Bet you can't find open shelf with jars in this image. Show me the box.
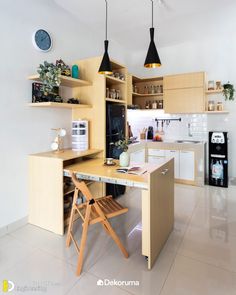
[131,75,164,110]
[205,80,228,114]
[105,60,127,104]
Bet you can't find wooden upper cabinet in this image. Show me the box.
[163,72,206,114]
[163,72,205,90]
[164,88,205,114]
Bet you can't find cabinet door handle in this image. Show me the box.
[161,168,169,175]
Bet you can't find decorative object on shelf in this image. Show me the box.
[208,80,215,90]
[223,82,235,101]
[113,138,130,167]
[32,82,62,103]
[56,59,71,77]
[72,120,89,152]
[67,98,80,104]
[144,0,161,68]
[37,60,66,94]
[216,81,222,90]
[98,0,112,74]
[51,128,67,153]
[32,29,52,52]
[72,64,79,79]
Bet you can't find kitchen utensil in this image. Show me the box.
[147,126,154,139]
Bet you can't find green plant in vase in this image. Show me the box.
[114,138,130,167]
[223,82,235,101]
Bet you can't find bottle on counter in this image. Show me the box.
[145,101,149,109]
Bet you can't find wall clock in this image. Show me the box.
[32,29,52,52]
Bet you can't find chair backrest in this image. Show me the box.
[71,173,94,202]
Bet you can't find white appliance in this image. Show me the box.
[72,120,89,151]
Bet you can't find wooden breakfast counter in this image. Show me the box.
[29,148,174,270]
[63,157,174,270]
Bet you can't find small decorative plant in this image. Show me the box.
[223,82,235,101]
[114,138,129,152]
[37,61,66,94]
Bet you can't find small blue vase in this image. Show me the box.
[72,65,79,79]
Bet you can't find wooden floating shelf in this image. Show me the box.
[28,74,92,88]
[28,102,92,109]
[205,89,223,95]
[105,98,126,103]
[205,111,229,114]
[132,92,163,97]
[105,75,126,85]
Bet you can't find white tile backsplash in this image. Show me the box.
[127,110,208,141]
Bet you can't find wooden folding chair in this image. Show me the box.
[66,173,129,276]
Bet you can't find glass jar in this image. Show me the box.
[208,100,215,111]
[151,85,155,94]
[208,81,215,90]
[216,81,222,90]
[216,102,223,111]
[144,86,148,94]
[116,90,121,100]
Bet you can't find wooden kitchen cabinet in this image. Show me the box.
[163,72,205,90]
[163,72,206,114]
[164,87,205,114]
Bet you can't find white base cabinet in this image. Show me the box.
[179,151,195,181]
[147,148,195,182]
[130,149,145,165]
[148,156,166,166]
[165,150,180,179]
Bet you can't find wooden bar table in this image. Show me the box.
[64,157,174,270]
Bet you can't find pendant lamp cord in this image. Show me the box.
[105,0,108,40]
[151,0,154,28]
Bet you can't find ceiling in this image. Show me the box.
[54,0,236,52]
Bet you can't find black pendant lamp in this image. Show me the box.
[98,0,112,74]
[144,0,161,68]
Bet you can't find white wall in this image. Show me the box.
[126,5,236,179]
[0,0,126,229]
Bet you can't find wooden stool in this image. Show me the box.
[66,173,129,276]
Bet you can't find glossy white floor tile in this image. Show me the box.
[1,184,236,294]
[160,255,236,295]
[0,249,79,295]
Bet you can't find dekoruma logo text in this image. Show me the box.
[97,279,139,287]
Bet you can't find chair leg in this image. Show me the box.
[66,206,76,247]
[102,223,111,236]
[103,219,129,258]
[76,204,91,276]
[66,189,79,247]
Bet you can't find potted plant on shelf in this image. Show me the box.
[37,61,66,99]
[114,138,130,167]
[223,82,235,101]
